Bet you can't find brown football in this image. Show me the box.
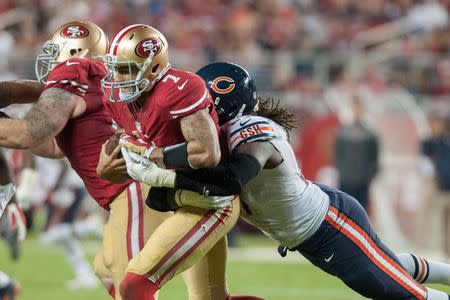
[105,133,122,157]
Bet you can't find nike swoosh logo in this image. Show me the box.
[324,253,334,263]
[66,61,80,66]
[239,119,251,126]
[177,79,188,90]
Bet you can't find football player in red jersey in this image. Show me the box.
[0,20,179,300]
[99,24,261,300]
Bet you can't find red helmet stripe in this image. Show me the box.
[109,24,148,56]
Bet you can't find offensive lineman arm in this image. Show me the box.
[0,80,64,158]
[30,138,64,159]
[0,80,44,108]
[148,108,221,168]
[0,88,86,149]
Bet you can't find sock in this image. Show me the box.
[100,277,115,299]
[397,253,450,285]
[226,296,266,300]
[72,215,103,238]
[108,285,115,299]
[61,237,96,279]
[426,287,449,300]
[120,272,159,300]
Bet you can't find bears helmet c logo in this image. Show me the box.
[210,76,235,94]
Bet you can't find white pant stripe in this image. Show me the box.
[327,209,427,299]
[128,182,140,258]
[148,210,225,283]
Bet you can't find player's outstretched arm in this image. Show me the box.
[0,80,44,108]
[0,88,85,149]
[174,141,275,196]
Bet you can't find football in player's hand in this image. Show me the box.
[105,133,122,157]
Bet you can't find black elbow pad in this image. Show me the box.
[175,153,261,196]
[228,153,261,187]
[145,187,175,212]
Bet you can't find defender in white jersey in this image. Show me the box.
[123,63,450,300]
[224,114,328,248]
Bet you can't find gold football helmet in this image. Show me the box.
[35,20,109,82]
[101,24,170,103]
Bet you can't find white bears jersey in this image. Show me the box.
[223,115,330,248]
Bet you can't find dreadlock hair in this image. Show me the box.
[255,97,297,134]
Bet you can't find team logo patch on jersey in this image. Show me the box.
[61,25,89,38]
[135,38,162,58]
[211,76,235,94]
[135,121,143,133]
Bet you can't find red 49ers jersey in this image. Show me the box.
[104,68,220,147]
[46,58,132,209]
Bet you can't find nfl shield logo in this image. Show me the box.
[135,121,142,133]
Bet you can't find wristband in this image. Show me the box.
[162,142,190,168]
[143,145,157,159]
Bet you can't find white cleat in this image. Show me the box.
[40,223,72,245]
[73,214,104,239]
[66,274,99,290]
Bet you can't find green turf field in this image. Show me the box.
[1,233,449,300]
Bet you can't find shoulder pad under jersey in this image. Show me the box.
[224,115,279,153]
[158,70,211,119]
[45,58,93,97]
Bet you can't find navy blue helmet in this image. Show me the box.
[196,62,257,125]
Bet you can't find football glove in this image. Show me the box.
[121,148,176,188]
[174,190,233,210]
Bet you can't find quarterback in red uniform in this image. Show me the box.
[100,24,248,300]
[0,20,175,299]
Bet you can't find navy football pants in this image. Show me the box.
[294,184,428,299]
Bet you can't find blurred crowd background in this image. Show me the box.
[0,0,449,259]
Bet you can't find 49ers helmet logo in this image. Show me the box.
[135,38,162,58]
[211,76,235,94]
[61,25,89,38]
